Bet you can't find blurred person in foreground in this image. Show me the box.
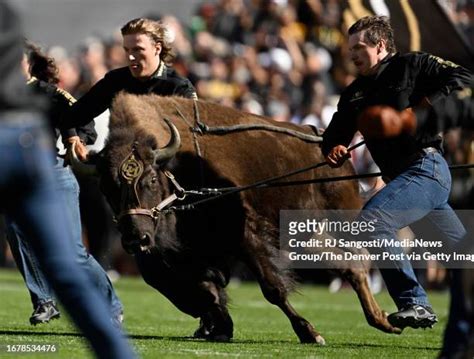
[321,15,472,356]
[6,40,124,326]
[0,1,135,357]
[61,17,197,130]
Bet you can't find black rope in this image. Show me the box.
[195,162,474,192]
[173,100,323,191]
[446,163,474,170]
[171,155,474,211]
[171,141,366,210]
[209,172,382,191]
[268,162,474,188]
[163,105,474,212]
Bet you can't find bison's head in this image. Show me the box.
[71,118,181,254]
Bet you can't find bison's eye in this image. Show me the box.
[150,176,158,185]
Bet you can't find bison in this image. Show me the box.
[72,93,399,343]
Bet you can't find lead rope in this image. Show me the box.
[192,101,206,187]
[166,141,366,211]
[154,143,474,213]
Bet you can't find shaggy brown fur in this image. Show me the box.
[94,93,400,343]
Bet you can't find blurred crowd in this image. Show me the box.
[44,0,357,128]
[1,0,473,283]
[42,0,474,127]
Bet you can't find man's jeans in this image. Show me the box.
[0,113,134,358]
[7,158,123,318]
[357,151,468,350]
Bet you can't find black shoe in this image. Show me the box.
[29,301,60,325]
[387,305,437,329]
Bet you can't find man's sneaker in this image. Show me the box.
[29,301,60,325]
[387,305,438,329]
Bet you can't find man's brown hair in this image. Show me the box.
[348,15,397,53]
[121,18,175,63]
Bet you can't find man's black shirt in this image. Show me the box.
[322,52,472,178]
[62,61,197,129]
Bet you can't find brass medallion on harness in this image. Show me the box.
[120,153,144,184]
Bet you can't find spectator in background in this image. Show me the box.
[300,0,344,55]
[279,2,306,45]
[211,0,246,43]
[197,56,240,106]
[48,46,83,97]
[189,1,217,36]
[105,31,128,70]
[77,37,108,93]
[301,79,336,130]
[162,15,193,61]
[0,1,134,357]
[183,0,344,123]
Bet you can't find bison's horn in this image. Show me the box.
[69,142,98,176]
[154,118,181,164]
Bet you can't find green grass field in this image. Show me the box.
[0,268,448,358]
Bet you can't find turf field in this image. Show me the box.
[0,268,448,358]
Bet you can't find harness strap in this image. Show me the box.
[200,123,323,142]
[193,99,206,133]
[117,208,155,221]
[174,102,205,187]
[174,103,196,130]
[164,170,186,198]
[117,168,189,221]
[175,101,323,143]
[192,101,206,186]
[155,193,180,212]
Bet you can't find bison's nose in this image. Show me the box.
[140,233,152,246]
[139,233,153,251]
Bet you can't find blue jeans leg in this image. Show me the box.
[358,153,466,309]
[6,158,123,317]
[6,220,54,307]
[55,160,123,317]
[0,117,134,358]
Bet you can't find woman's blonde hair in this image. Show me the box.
[121,18,175,64]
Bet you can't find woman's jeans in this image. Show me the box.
[7,158,123,318]
[0,112,134,358]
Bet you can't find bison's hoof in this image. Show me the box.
[193,325,211,339]
[315,335,326,345]
[209,334,231,342]
[299,333,326,345]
